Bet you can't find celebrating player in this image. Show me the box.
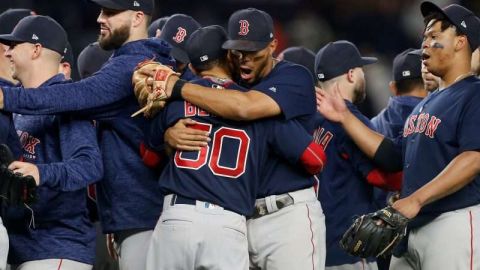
[143,25,326,270]
[317,2,480,269]
[0,15,103,270]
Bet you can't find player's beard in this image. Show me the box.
[98,24,130,51]
[352,80,366,104]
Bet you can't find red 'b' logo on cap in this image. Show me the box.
[173,27,187,43]
[238,20,249,36]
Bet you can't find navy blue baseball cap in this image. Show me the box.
[186,25,227,67]
[315,40,377,81]
[392,48,422,82]
[0,9,35,35]
[279,46,316,79]
[0,15,68,56]
[222,8,274,52]
[148,16,169,37]
[77,41,113,79]
[421,1,480,50]
[159,14,201,64]
[90,0,154,15]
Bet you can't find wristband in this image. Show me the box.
[171,79,186,100]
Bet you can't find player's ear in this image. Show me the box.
[389,81,398,96]
[346,69,355,84]
[131,11,146,28]
[268,39,278,55]
[454,35,468,52]
[31,43,42,60]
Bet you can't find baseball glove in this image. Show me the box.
[0,144,37,206]
[131,59,180,117]
[340,206,408,258]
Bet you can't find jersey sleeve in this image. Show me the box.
[458,88,480,152]
[36,117,103,191]
[2,56,140,119]
[267,118,313,164]
[253,64,316,120]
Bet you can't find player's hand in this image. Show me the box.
[316,83,349,123]
[165,118,210,151]
[106,233,119,261]
[8,161,40,185]
[392,196,421,219]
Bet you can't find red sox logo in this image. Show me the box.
[173,27,187,43]
[17,130,40,155]
[238,20,249,36]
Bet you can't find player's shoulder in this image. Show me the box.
[458,76,480,99]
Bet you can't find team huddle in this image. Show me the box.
[0,0,479,270]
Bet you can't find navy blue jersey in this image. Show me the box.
[5,74,103,265]
[252,61,318,196]
[149,77,313,216]
[314,101,377,266]
[0,79,21,158]
[371,96,423,139]
[254,61,316,121]
[402,76,480,222]
[2,39,175,233]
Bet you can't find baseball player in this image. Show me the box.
[277,46,316,79]
[317,2,480,269]
[0,15,103,270]
[371,49,427,139]
[135,8,327,270]
[147,16,169,38]
[144,24,326,270]
[0,1,175,269]
[313,40,403,270]
[159,14,201,81]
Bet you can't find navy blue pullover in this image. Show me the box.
[6,74,103,265]
[1,38,175,233]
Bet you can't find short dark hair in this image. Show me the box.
[424,11,466,36]
[395,77,424,95]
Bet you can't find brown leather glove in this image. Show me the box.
[131,60,179,117]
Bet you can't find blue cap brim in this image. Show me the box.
[0,34,26,45]
[361,57,378,66]
[222,39,270,52]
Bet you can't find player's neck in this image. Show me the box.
[124,29,148,44]
[21,66,60,88]
[200,66,231,81]
[440,65,473,89]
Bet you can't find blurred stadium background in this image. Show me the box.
[0,0,478,117]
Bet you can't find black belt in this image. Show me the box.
[169,194,196,206]
[251,194,294,219]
